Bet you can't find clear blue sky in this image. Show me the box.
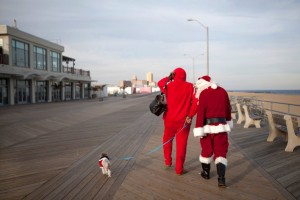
[1,0,300,90]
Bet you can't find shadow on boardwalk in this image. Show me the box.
[0,94,299,200]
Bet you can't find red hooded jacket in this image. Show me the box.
[158,68,198,122]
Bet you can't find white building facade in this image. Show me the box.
[0,25,93,106]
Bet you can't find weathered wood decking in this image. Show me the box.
[0,94,299,200]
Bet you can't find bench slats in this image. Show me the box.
[272,114,286,127]
[266,110,300,152]
[250,115,263,120]
[242,105,262,128]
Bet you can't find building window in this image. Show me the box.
[0,78,9,105]
[15,80,31,104]
[75,82,81,99]
[52,82,61,101]
[34,46,47,70]
[36,81,47,103]
[84,83,89,98]
[51,51,61,72]
[64,82,72,100]
[12,39,29,68]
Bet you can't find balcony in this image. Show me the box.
[63,66,90,77]
[0,54,9,65]
[62,55,90,77]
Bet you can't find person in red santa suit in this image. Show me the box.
[158,67,198,175]
[193,75,233,187]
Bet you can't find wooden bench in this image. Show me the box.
[242,105,262,128]
[231,111,237,120]
[231,105,237,120]
[236,103,245,124]
[266,111,300,152]
[266,111,287,142]
[230,96,238,120]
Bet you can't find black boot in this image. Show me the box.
[200,163,210,179]
[216,163,226,187]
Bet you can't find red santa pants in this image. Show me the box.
[200,132,229,163]
[163,120,190,174]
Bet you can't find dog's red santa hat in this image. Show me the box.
[195,75,218,98]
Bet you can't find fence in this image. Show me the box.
[230,96,300,121]
[63,66,90,77]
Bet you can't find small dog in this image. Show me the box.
[99,153,111,177]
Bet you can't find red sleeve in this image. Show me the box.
[157,77,169,93]
[225,92,232,121]
[195,93,206,128]
[188,88,198,118]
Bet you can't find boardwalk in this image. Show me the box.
[0,94,299,200]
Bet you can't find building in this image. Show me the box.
[146,72,153,82]
[131,75,147,87]
[117,72,158,95]
[0,25,93,106]
[119,80,132,88]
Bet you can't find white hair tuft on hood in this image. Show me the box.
[195,76,218,98]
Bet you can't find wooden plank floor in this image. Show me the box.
[0,94,299,200]
[113,113,299,200]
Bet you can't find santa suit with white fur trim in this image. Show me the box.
[99,156,111,177]
[193,76,232,186]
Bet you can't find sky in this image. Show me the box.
[1,0,300,90]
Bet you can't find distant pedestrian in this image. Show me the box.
[193,75,233,187]
[158,67,198,175]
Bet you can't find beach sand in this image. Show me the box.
[228,92,300,116]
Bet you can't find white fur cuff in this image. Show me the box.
[199,155,212,164]
[215,157,228,166]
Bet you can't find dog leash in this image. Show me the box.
[145,123,188,155]
[118,123,188,161]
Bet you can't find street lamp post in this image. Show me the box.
[187,19,209,75]
[184,54,195,83]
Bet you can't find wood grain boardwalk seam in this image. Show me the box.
[2,94,299,200]
[22,112,159,199]
[113,118,297,200]
[0,95,156,199]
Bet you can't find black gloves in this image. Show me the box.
[169,72,175,81]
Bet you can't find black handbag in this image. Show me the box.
[149,93,167,116]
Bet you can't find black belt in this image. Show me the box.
[205,118,226,125]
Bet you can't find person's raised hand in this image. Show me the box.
[169,71,175,81]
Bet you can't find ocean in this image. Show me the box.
[229,90,300,95]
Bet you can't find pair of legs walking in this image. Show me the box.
[163,120,190,175]
[200,132,228,187]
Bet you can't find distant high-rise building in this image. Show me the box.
[146,72,153,82]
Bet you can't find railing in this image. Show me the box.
[63,66,90,77]
[257,100,300,118]
[230,96,300,119]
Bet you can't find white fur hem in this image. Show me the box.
[193,127,206,137]
[215,157,228,166]
[199,155,212,164]
[193,123,231,137]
